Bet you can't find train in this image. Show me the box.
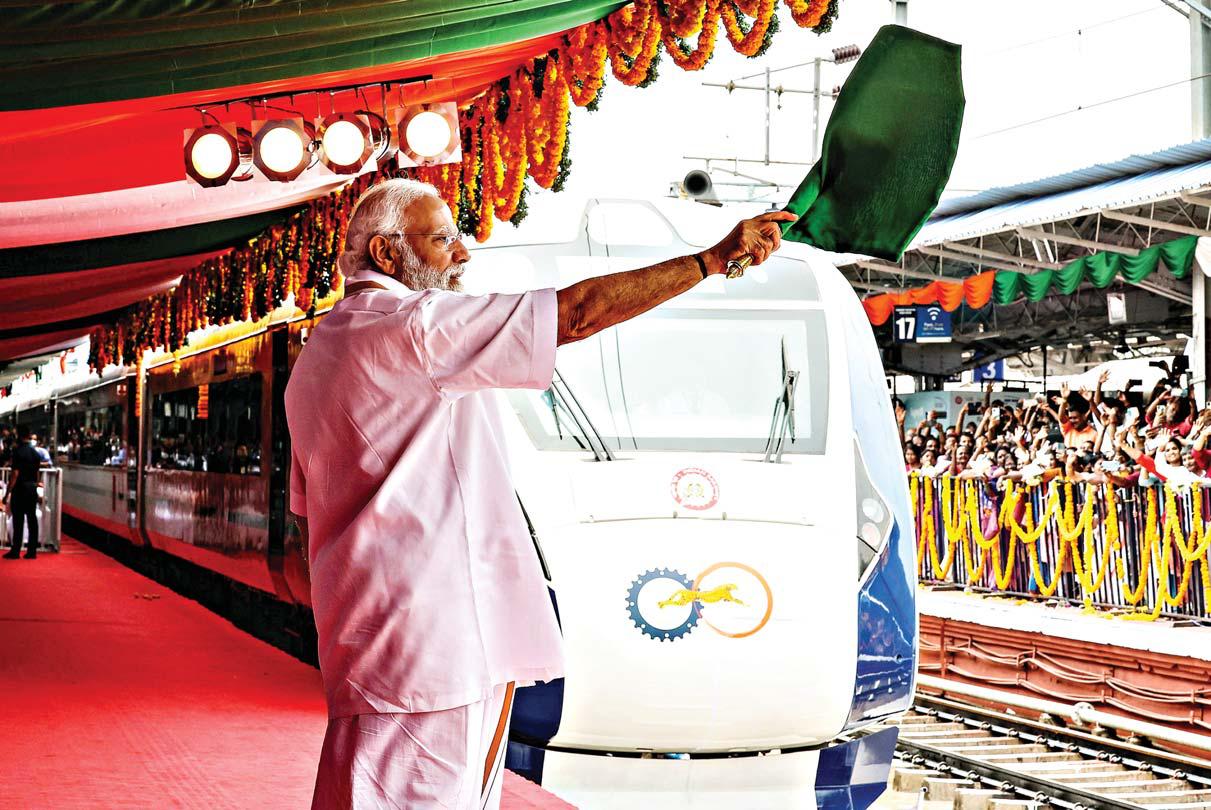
[2,198,915,809]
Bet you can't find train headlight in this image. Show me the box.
[854,440,892,581]
[861,497,886,524]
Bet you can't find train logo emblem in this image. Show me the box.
[626,563,773,642]
[670,467,718,511]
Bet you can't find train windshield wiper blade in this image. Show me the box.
[763,338,799,463]
[549,370,614,461]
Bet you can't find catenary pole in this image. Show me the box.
[1192,9,1211,406]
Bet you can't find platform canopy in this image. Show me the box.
[837,139,1211,378]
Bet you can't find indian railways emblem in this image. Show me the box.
[670,467,719,511]
[626,562,773,642]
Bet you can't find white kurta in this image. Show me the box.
[285,270,565,719]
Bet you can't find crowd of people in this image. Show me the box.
[897,364,1211,488]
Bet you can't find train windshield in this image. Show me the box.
[511,308,829,454]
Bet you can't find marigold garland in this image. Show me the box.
[913,475,1211,622]
[720,0,779,58]
[662,0,722,70]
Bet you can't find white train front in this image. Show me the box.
[465,199,917,809]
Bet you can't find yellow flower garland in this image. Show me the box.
[910,474,1211,620]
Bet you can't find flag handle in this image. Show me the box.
[725,255,752,279]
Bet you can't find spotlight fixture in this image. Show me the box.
[316,112,390,175]
[183,124,252,187]
[397,101,461,167]
[252,118,315,182]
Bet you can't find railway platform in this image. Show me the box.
[918,585,1211,662]
[0,537,573,810]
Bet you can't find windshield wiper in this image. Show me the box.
[763,338,799,463]
[547,369,615,461]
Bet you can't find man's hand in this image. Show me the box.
[702,211,799,273]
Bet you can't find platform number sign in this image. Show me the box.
[892,306,917,343]
[972,359,1005,382]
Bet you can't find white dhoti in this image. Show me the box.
[312,682,515,810]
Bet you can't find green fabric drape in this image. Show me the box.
[0,208,296,278]
[0,0,626,110]
[781,25,965,261]
[991,235,1199,306]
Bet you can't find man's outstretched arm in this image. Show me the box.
[555,211,797,346]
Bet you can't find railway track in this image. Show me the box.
[875,695,1211,810]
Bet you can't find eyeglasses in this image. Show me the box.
[382,231,468,249]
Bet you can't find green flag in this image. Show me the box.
[782,25,965,261]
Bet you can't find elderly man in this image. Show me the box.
[285,178,794,809]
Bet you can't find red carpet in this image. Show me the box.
[0,538,574,809]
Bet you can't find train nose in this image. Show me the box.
[542,517,861,753]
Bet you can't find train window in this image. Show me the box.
[149,375,262,475]
[614,309,828,453]
[57,404,125,465]
[509,309,828,455]
[15,404,52,449]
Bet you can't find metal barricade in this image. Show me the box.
[912,474,1210,620]
[0,467,63,553]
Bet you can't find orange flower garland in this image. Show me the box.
[493,79,530,222]
[608,0,663,86]
[565,22,609,107]
[665,0,710,37]
[721,0,778,57]
[783,0,832,29]
[527,57,572,189]
[661,0,721,70]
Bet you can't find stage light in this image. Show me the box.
[183,124,251,187]
[407,112,450,156]
[398,101,461,167]
[252,119,315,181]
[316,112,389,174]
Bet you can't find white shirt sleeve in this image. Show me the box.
[411,288,558,400]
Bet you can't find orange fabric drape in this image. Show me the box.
[861,271,995,325]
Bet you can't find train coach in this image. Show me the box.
[5,198,915,809]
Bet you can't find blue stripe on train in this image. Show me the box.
[814,725,899,809]
[840,289,917,728]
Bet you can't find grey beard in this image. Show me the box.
[401,263,462,292]
[393,237,462,292]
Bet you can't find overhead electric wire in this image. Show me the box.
[973,5,1168,56]
[974,71,1211,139]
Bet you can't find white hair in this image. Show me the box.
[337,178,441,278]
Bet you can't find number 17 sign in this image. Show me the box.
[892,306,917,343]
